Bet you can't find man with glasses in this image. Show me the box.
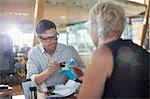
[26,19,85,97]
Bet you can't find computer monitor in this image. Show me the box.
[0,34,14,75]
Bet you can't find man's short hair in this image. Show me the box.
[36,19,56,37]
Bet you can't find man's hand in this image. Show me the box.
[47,61,61,74]
[35,61,61,85]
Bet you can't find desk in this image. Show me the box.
[0,84,24,99]
[0,89,12,99]
[12,84,23,96]
[12,84,25,99]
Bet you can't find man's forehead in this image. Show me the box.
[43,29,57,36]
[42,33,57,38]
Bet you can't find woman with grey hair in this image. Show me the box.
[77,1,149,99]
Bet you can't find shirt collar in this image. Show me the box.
[55,43,66,53]
[39,43,63,54]
[39,43,45,53]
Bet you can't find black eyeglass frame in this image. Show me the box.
[40,33,59,42]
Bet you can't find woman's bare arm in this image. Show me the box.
[78,45,113,99]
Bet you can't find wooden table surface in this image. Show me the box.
[12,84,24,96]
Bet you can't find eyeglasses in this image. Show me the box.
[40,33,59,42]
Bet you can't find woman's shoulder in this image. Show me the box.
[93,45,112,59]
[91,45,113,77]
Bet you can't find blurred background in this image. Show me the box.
[0,0,149,84]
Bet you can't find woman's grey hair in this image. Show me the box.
[89,1,126,37]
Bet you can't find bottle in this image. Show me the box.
[29,87,37,99]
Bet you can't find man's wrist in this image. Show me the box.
[46,68,55,75]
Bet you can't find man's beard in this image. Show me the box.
[46,45,56,55]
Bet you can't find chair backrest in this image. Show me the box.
[21,79,32,99]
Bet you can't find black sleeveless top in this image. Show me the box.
[102,38,149,98]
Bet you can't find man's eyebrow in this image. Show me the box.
[45,34,57,38]
[47,35,55,38]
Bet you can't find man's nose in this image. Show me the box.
[50,38,57,43]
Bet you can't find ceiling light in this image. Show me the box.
[128,0,144,4]
[60,16,66,19]
[6,11,29,16]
